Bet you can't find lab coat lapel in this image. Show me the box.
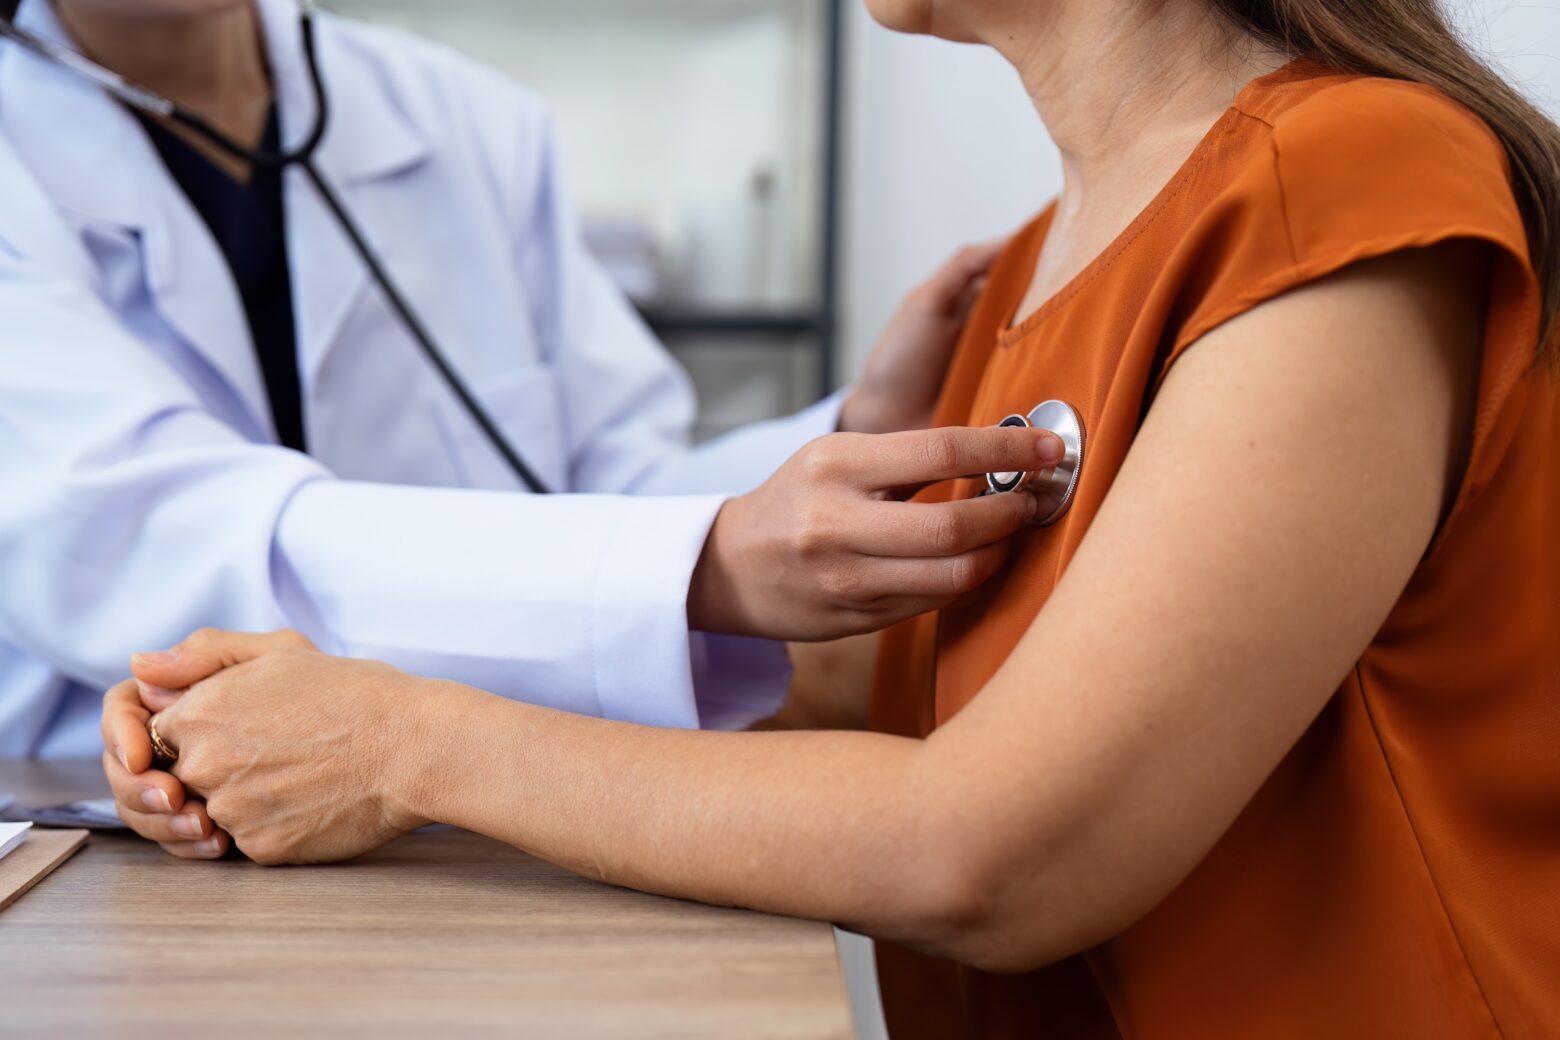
[257,0,433,397]
[0,0,277,442]
[142,190,280,442]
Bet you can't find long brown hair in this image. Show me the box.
[1210,0,1560,366]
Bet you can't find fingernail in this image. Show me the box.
[132,650,179,666]
[140,788,173,813]
[115,743,128,772]
[1022,492,1040,518]
[1038,434,1065,465]
[136,681,179,702]
[172,814,205,840]
[194,838,223,857]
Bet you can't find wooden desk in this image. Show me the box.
[0,761,853,1038]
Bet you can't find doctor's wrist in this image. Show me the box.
[687,497,764,639]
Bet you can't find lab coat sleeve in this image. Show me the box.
[0,253,725,737]
[496,103,849,727]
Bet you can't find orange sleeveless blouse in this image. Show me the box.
[870,63,1559,1038]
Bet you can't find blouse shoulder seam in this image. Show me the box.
[1229,101,1279,131]
[1268,136,1300,268]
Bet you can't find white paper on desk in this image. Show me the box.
[0,820,30,862]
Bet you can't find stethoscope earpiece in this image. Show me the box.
[984,400,1086,527]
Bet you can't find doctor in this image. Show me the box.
[0,0,1052,768]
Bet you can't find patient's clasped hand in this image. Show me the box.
[110,631,431,865]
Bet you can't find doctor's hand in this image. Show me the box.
[688,424,1062,642]
[840,241,1001,435]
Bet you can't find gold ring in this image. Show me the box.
[147,714,178,768]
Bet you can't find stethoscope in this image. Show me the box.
[0,0,552,495]
[982,400,1086,526]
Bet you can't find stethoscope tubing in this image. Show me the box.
[0,1,552,495]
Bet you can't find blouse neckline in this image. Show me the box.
[997,57,1325,347]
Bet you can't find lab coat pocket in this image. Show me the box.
[435,365,570,493]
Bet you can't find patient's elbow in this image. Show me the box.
[901,830,1121,975]
[913,882,1071,975]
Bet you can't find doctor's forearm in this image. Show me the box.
[400,681,976,948]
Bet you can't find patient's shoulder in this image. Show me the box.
[1260,76,1524,260]
[1266,74,1504,157]
[1164,74,1532,361]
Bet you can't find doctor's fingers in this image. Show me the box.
[924,241,1003,308]
[839,426,1064,493]
[848,540,1013,607]
[131,628,318,692]
[954,274,989,328]
[851,492,1038,558]
[103,748,187,818]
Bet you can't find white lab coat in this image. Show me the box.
[0,0,842,757]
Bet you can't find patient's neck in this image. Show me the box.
[53,0,271,177]
[993,0,1283,188]
[980,0,1288,313]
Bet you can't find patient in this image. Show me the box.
[103,0,1560,1034]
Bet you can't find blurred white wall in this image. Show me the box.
[1451,0,1560,116]
[837,7,1059,378]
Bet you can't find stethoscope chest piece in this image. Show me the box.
[985,399,1086,527]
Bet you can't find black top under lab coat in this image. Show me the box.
[139,105,307,453]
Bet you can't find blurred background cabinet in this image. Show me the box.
[326,0,845,441]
